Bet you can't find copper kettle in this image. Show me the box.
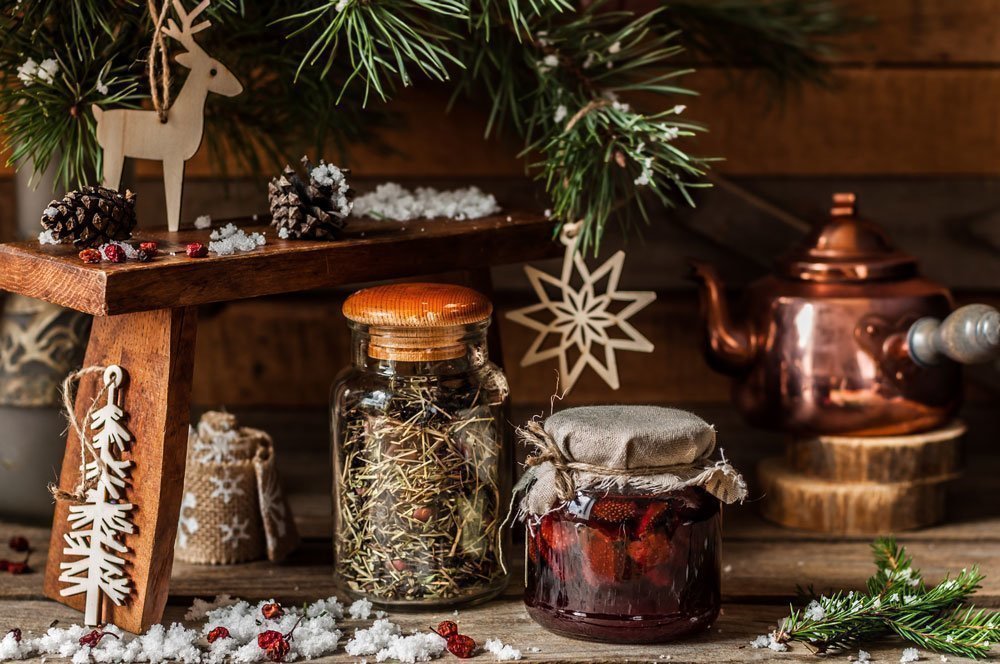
[691,193,1000,437]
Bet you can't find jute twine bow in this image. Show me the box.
[48,366,117,503]
[519,418,718,504]
[147,0,173,123]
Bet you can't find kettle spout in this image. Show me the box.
[688,260,756,375]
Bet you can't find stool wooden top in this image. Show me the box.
[0,211,557,316]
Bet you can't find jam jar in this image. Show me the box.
[517,405,743,643]
[331,283,511,608]
[525,486,721,643]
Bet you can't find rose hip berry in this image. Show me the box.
[186,242,208,258]
[103,244,126,263]
[258,630,290,662]
[262,602,283,620]
[6,562,29,574]
[6,628,21,643]
[136,249,153,263]
[8,536,28,553]
[139,241,158,256]
[207,626,231,643]
[79,630,117,647]
[79,248,102,264]
[446,634,477,658]
[434,620,458,638]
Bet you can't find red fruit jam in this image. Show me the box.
[524,487,721,643]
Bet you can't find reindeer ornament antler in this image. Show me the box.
[93,0,242,232]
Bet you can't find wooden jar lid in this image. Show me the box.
[343,283,493,361]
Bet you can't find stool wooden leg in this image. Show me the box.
[43,307,198,633]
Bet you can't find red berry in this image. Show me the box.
[412,506,433,522]
[434,621,458,638]
[207,626,230,643]
[103,244,126,263]
[8,536,29,552]
[79,248,102,264]
[262,602,283,620]
[79,630,117,647]
[7,628,21,643]
[186,242,208,258]
[627,531,672,568]
[6,562,29,575]
[139,241,159,255]
[258,630,289,662]
[136,249,152,263]
[446,634,477,658]
[579,528,625,585]
[590,498,639,523]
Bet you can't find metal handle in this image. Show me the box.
[908,303,1000,366]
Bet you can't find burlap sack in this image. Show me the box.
[519,405,747,516]
[175,412,299,564]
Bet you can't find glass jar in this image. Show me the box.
[524,486,722,643]
[331,283,511,608]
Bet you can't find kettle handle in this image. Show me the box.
[908,304,1000,366]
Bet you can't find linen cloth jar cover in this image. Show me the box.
[331,283,511,608]
[519,405,746,643]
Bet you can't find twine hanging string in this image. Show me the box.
[147,0,173,123]
[48,366,115,503]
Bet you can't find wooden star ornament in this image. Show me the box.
[506,222,656,393]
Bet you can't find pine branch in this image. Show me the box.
[660,0,862,91]
[767,537,1000,659]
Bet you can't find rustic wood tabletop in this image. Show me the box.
[3,405,997,663]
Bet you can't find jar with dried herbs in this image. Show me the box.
[331,283,511,608]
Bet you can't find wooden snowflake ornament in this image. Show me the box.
[58,365,135,626]
[506,222,656,393]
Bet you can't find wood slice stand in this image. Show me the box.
[0,211,559,632]
[758,421,966,535]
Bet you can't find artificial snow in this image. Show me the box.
[349,598,374,620]
[208,223,266,256]
[352,183,501,222]
[278,227,290,239]
[803,600,827,621]
[309,160,353,218]
[374,633,447,664]
[750,633,788,652]
[900,648,921,663]
[853,651,871,663]
[484,638,522,661]
[0,631,30,660]
[346,620,446,664]
[194,215,212,229]
[38,229,60,245]
[37,58,59,84]
[553,105,568,124]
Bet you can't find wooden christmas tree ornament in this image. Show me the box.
[93,0,243,232]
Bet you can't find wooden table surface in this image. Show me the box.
[0,212,557,315]
[4,405,998,662]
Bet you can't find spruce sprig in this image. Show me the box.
[769,537,999,659]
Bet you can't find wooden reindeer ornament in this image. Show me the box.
[93,0,242,232]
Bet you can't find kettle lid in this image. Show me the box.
[778,193,918,282]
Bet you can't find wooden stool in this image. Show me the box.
[758,421,966,535]
[0,211,558,632]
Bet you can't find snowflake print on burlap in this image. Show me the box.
[257,471,287,549]
[176,492,199,549]
[192,427,242,464]
[208,470,244,505]
[218,516,250,550]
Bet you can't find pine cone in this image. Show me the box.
[268,157,353,240]
[40,186,137,248]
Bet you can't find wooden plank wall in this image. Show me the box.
[1,0,998,413]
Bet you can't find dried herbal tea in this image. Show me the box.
[333,369,510,607]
